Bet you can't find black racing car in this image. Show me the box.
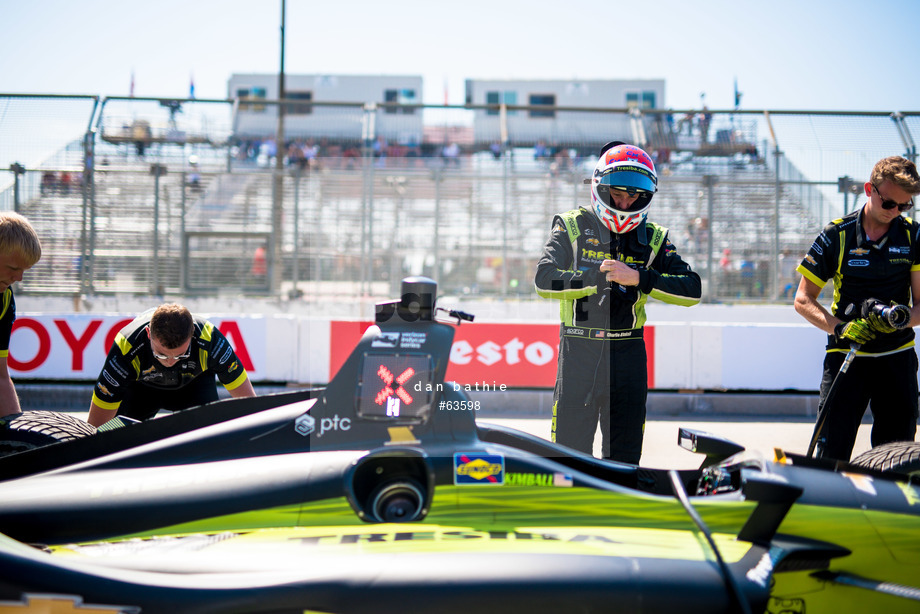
[0,277,918,614]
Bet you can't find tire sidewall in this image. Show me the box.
[0,411,96,458]
[851,441,920,476]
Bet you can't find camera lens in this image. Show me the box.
[370,481,424,523]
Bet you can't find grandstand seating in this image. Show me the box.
[5,116,829,304]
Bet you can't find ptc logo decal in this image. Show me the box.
[317,415,351,438]
[294,414,353,438]
[454,453,504,485]
[294,414,315,437]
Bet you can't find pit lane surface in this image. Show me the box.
[483,417,875,469]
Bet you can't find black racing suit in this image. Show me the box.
[0,288,15,363]
[0,289,16,417]
[91,310,250,421]
[797,206,920,461]
[535,208,701,463]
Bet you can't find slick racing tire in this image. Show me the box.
[0,411,96,458]
[851,441,920,477]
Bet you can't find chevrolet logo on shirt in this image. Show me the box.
[848,247,870,256]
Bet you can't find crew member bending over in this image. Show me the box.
[87,303,256,427]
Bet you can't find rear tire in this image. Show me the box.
[0,411,96,458]
[850,441,920,477]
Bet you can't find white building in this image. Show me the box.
[464,78,665,148]
[228,74,424,144]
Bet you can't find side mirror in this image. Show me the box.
[678,427,745,468]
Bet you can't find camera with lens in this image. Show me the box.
[861,298,912,330]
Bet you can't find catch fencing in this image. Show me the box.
[1,93,918,306]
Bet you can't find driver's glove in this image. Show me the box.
[834,318,876,345]
[865,310,899,334]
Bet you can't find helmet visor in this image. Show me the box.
[605,186,652,212]
[597,166,657,194]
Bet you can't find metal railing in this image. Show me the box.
[1,93,917,306]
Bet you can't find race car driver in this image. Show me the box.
[86,303,256,426]
[535,142,701,464]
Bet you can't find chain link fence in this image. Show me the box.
[1,93,917,305]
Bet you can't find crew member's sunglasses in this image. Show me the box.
[872,183,914,212]
[146,325,192,360]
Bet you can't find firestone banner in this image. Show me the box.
[329,321,656,389]
[9,314,656,389]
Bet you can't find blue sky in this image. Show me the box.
[2,0,918,112]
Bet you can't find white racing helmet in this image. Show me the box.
[590,142,658,233]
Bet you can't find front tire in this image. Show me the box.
[850,441,920,477]
[0,411,96,458]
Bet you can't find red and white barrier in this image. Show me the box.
[8,313,829,391]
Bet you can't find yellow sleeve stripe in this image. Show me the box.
[796,265,826,288]
[223,370,249,391]
[649,288,700,306]
[91,392,121,410]
[0,289,11,320]
[534,284,597,301]
[115,333,132,355]
[200,321,214,341]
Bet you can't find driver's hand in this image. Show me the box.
[600,259,639,287]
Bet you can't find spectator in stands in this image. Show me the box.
[58,172,73,194]
[343,145,361,170]
[795,155,920,461]
[686,216,708,255]
[132,119,151,157]
[699,105,712,143]
[40,172,56,195]
[739,254,755,296]
[0,213,42,418]
[550,148,572,177]
[535,142,701,463]
[534,140,548,160]
[718,248,735,295]
[287,142,308,170]
[187,155,202,190]
[259,139,278,167]
[778,249,799,299]
[250,246,267,284]
[303,140,319,169]
[373,136,388,167]
[86,303,256,427]
[442,142,460,167]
